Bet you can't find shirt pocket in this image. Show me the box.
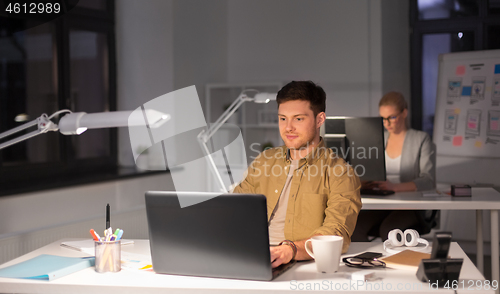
[297,193,327,229]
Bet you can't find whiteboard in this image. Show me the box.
[433,49,500,158]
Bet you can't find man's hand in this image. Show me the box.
[270,245,293,268]
[270,236,319,268]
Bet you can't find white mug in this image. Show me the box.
[305,235,343,273]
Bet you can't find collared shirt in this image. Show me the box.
[233,138,362,253]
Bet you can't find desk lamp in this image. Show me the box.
[0,109,170,150]
[197,89,276,193]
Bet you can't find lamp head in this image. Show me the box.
[75,127,88,135]
[59,112,88,135]
[58,110,170,136]
[252,92,276,103]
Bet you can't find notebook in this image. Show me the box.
[380,250,431,271]
[0,254,94,281]
[145,191,296,281]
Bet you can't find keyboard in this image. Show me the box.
[272,260,297,279]
[360,189,395,196]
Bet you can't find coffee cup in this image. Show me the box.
[305,235,343,273]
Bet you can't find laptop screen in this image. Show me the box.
[145,191,274,280]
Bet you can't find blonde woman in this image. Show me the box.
[352,91,436,241]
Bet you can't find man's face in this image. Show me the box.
[278,100,320,151]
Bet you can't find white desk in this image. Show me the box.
[361,187,500,287]
[0,238,494,294]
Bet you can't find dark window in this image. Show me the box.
[410,0,500,136]
[0,21,61,166]
[0,0,116,193]
[69,29,111,159]
[486,25,500,48]
[489,0,500,15]
[77,0,107,10]
[417,0,479,20]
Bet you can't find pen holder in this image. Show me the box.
[95,240,121,273]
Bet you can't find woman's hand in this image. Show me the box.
[372,181,396,191]
[361,181,377,189]
[372,181,417,192]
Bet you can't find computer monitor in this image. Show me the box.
[321,116,386,181]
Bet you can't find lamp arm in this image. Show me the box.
[197,90,257,193]
[197,135,229,193]
[0,119,38,141]
[200,93,252,143]
[0,114,59,150]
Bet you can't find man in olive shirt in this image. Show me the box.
[233,81,362,268]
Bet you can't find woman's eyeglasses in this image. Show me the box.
[381,113,401,125]
[342,257,386,269]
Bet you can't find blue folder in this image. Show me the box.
[0,254,95,281]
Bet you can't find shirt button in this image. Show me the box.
[275,189,278,193]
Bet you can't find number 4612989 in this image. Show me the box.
[6,2,61,14]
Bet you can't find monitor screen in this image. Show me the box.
[322,117,386,181]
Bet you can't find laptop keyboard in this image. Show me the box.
[272,260,297,279]
[360,189,395,196]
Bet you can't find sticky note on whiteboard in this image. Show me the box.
[456,65,466,75]
[453,136,463,146]
[495,64,500,74]
[475,141,482,148]
[462,86,472,96]
[488,111,500,136]
[491,120,498,130]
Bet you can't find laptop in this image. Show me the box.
[145,191,296,281]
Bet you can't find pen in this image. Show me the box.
[90,229,100,241]
[110,228,120,241]
[106,203,110,229]
[105,227,112,241]
[116,229,124,241]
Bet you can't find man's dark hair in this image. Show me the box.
[276,81,326,116]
